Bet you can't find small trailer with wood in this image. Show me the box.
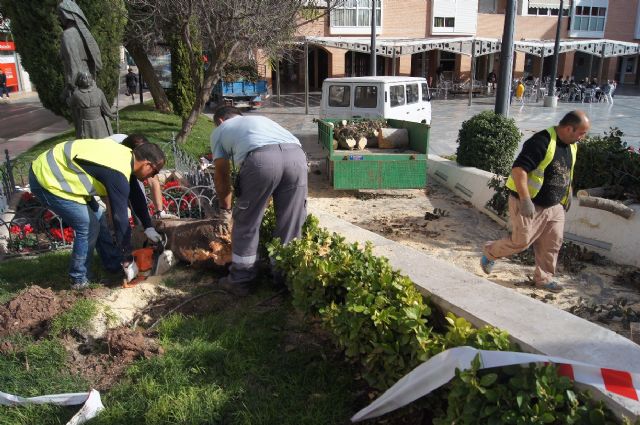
[317,118,430,190]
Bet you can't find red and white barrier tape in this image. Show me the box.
[0,389,103,425]
[352,346,640,422]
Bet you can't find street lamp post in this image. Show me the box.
[544,0,564,107]
[495,0,517,116]
[370,0,376,76]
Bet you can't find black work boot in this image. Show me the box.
[216,276,254,297]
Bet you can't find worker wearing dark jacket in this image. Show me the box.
[29,138,165,288]
[481,110,589,292]
[211,106,308,296]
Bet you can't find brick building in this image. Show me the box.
[266,0,640,90]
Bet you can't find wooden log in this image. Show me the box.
[338,137,356,150]
[577,194,636,219]
[378,128,409,149]
[356,137,367,150]
[576,186,624,199]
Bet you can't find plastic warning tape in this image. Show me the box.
[352,346,640,422]
[0,389,103,425]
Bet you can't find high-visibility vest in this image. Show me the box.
[506,127,577,206]
[32,138,133,204]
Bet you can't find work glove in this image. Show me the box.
[215,208,232,235]
[519,197,536,219]
[154,210,179,219]
[122,260,139,282]
[144,227,163,243]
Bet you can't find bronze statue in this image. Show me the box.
[58,0,110,138]
[69,72,114,139]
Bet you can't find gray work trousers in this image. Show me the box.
[230,143,308,282]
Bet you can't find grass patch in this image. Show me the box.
[11,103,214,181]
[49,299,100,337]
[0,334,88,425]
[0,252,114,302]
[90,293,360,425]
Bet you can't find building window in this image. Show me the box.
[528,6,569,16]
[331,0,381,27]
[572,6,606,32]
[434,17,455,27]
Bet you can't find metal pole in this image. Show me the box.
[275,59,281,103]
[537,52,544,103]
[495,0,517,116]
[304,42,309,115]
[370,0,377,76]
[547,0,564,98]
[468,40,476,106]
[351,50,356,76]
[597,46,605,83]
[139,72,144,104]
[392,49,396,76]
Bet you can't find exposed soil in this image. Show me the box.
[308,172,640,341]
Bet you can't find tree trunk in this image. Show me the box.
[577,192,636,219]
[175,63,223,144]
[576,186,624,199]
[124,40,172,113]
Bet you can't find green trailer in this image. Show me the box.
[317,118,430,190]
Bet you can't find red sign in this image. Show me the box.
[0,63,18,89]
[0,41,15,51]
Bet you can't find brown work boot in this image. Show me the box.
[216,276,254,297]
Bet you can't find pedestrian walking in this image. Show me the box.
[29,138,165,289]
[125,68,138,100]
[210,106,308,296]
[480,110,590,292]
[0,69,10,98]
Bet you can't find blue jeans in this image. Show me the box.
[29,171,122,284]
[0,85,9,98]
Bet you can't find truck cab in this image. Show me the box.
[320,76,432,125]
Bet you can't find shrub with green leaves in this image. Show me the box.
[456,110,521,176]
[573,128,640,199]
[434,356,623,425]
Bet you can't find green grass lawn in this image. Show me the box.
[10,103,215,182]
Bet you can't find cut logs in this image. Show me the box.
[333,119,387,151]
[577,187,636,219]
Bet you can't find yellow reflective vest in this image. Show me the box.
[32,138,133,204]
[506,127,577,206]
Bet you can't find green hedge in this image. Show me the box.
[265,213,632,424]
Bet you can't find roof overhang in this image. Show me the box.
[302,36,640,58]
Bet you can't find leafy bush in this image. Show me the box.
[435,356,622,425]
[573,128,640,199]
[456,111,521,176]
[269,216,517,390]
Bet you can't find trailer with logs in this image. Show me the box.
[317,118,430,190]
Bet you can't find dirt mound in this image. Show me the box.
[106,327,163,362]
[0,286,76,337]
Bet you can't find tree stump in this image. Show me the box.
[154,218,231,268]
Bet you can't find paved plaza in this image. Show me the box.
[248,86,640,159]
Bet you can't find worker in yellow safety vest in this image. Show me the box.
[29,137,165,289]
[481,110,589,293]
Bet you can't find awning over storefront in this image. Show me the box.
[302,36,640,58]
